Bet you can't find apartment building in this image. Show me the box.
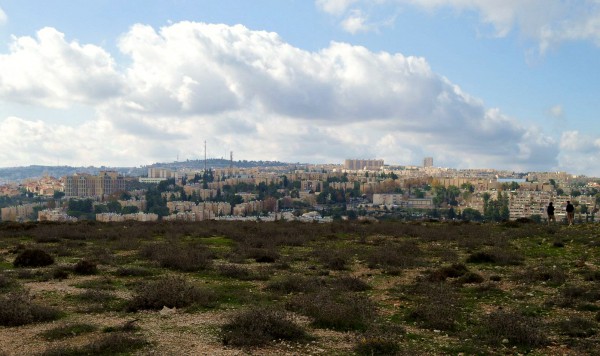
[1,203,45,222]
[65,171,125,197]
[344,159,384,171]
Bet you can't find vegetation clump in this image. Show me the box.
[286,292,376,331]
[0,291,62,326]
[13,248,54,267]
[127,275,216,311]
[73,259,98,275]
[222,307,309,347]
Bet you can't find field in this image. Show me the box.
[0,220,599,355]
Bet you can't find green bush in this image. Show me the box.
[222,307,309,347]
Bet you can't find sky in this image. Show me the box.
[0,1,599,175]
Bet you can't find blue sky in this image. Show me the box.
[1,1,599,175]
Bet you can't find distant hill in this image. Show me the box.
[0,159,293,182]
[147,159,291,171]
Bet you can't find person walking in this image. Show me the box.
[547,202,555,225]
[566,201,575,226]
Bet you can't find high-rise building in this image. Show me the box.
[423,157,433,168]
[344,159,384,170]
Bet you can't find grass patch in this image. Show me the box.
[40,323,97,340]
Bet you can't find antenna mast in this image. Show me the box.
[204,140,207,172]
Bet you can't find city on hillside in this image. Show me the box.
[1,158,599,224]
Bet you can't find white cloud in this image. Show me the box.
[316,0,600,52]
[0,22,567,172]
[341,10,371,33]
[315,0,359,15]
[0,6,7,24]
[558,131,600,176]
[0,27,123,108]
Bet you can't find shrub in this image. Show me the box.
[354,337,400,356]
[519,265,567,286]
[0,273,16,290]
[140,243,213,272]
[426,263,469,282]
[40,323,97,340]
[316,248,352,270]
[331,275,371,292]
[287,292,376,331]
[222,307,309,347]
[457,272,485,284]
[13,249,54,267]
[556,316,597,337]
[73,259,98,275]
[407,282,463,332]
[51,267,69,280]
[266,275,324,294]
[0,291,61,326]
[41,333,147,356]
[127,275,216,311]
[217,264,252,280]
[367,242,422,270]
[354,323,404,356]
[466,249,523,266]
[481,309,547,347]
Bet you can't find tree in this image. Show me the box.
[122,206,139,214]
[107,200,122,213]
[462,208,483,222]
[448,207,456,220]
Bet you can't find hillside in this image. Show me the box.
[0,220,599,355]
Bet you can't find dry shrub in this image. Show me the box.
[518,265,567,286]
[140,242,213,272]
[127,275,216,311]
[481,309,547,347]
[266,275,324,294]
[556,316,597,338]
[366,241,423,270]
[41,333,147,356]
[73,259,98,275]
[407,282,463,332]
[315,247,352,271]
[354,323,405,356]
[331,275,371,292]
[0,291,61,326]
[222,307,309,347]
[286,292,376,331]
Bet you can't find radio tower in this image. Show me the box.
[230,151,233,168]
[204,140,207,172]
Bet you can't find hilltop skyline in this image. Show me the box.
[1,1,599,175]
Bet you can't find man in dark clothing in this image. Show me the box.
[566,201,575,226]
[547,202,555,225]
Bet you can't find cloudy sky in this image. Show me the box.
[0,1,599,175]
